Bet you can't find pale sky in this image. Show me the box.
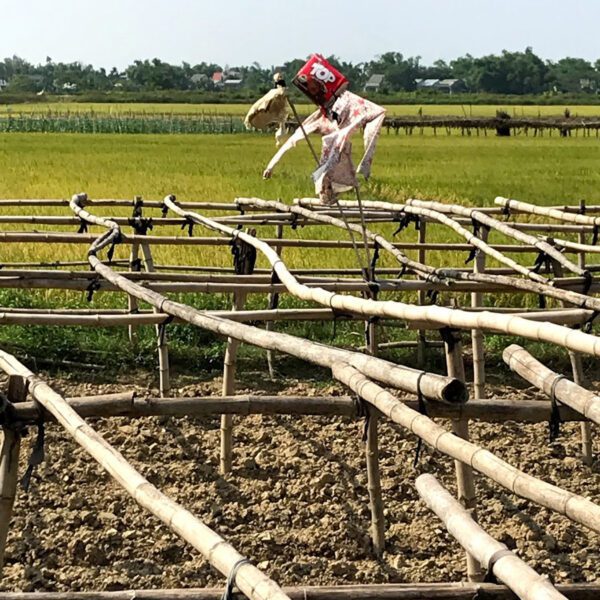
[2,0,600,69]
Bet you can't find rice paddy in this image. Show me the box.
[0,125,599,365]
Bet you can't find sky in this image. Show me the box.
[3,0,600,69]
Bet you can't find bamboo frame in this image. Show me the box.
[2,193,600,595]
[0,351,290,600]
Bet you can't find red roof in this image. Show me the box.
[212,72,224,83]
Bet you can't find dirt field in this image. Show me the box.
[1,367,598,592]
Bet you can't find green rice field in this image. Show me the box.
[0,128,599,367]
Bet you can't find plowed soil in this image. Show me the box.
[1,367,598,592]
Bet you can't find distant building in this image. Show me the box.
[416,78,466,94]
[0,79,7,91]
[191,73,208,86]
[212,71,224,87]
[223,79,243,89]
[364,74,385,93]
[580,78,597,92]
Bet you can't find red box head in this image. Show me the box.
[293,54,349,110]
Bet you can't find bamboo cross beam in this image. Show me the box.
[7,395,590,425]
[0,583,599,600]
[0,350,290,600]
[296,198,547,283]
[416,474,567,600]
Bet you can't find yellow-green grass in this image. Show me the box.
[0,130,598,273]
[3,102,600,118]
[0,130,598,365]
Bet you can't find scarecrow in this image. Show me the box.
[247,54,386,206]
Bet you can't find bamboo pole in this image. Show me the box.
[568,351,593,465]
[417,221,427,367]
[140,243,170,396]
[220,291,246,475]
[128,241,140,344]
[332,362,600,534]
[471,227,488,400]
[365,408,385,555]
[8,395,590,425]
[416,474,567,600]
[266,224,284,378]
[0,375,27,575]
[0,583,598,600]
[503,344,600,426]
[442,332,481,582]
[0,351,290,600]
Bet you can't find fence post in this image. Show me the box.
[365,407,385,555]
[417,220,427,366]
[442,330,482,582]
[0,375,28,575]
[220,291,246,474]
[471,227,488,399]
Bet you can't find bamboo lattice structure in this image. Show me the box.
[0,193,599,599]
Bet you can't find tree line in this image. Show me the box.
[1,48,599,96]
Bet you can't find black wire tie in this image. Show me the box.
[221,558,251,600]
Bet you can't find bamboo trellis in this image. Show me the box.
[0,193,599,599]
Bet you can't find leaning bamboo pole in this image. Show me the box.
[0,351,290,600]
[298,198,586,279]
[157,195,600,359]
[503,344,600,426]
[405,198,586,278]
[416,474,567,600]
[236,198,439,282]
[332,362,600,534]
[365,408,385,555]
[294,198,547,284]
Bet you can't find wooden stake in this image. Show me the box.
[365,408,385,555]
[266,224,284,378]
[140,243,170,397]
[220,291,246,474]
[569,352,593,465]
[442,332,482,582]
[0,375,27,575]
[417,220,427,367]
[127,241,140,344]
[471,227,488,399]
